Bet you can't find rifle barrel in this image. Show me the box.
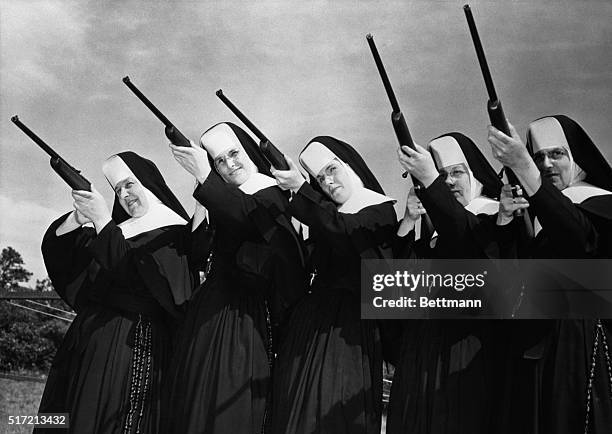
[463,5,498,102]
[215,90,267,142]
[366,34,401,113]
[122,76,172,126]
[11,116,60,160]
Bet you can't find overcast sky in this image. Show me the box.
[1,0,611,284]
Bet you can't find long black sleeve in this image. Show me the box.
[193,173,285,243]
[289,182,397,256]
[529,179,598,256]
[418,176,503,259]
[419,176,484,242]
[186,216,215,272]
[41,212,97,311]
[87,221,133,277]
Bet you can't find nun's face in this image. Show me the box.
[440,163,470,206]
[214,147,254,186]
[316,159,353,204]
[533,147,571,190]
[114,177,149,217]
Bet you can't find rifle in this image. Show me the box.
[366,34,420,185]
[463,4,524,208]
[215,89,289,170]
[122,76,191,147]
[11,116,91,191]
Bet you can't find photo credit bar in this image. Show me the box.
[361,259,612,319]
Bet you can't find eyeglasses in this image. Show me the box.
[316,161,340,184]
[533,148,568,164]
[215,149,241,168]
[439,168,467,180]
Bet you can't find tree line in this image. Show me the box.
[0,246,70,374]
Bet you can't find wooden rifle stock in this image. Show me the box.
[463,5,524,208]
[11,116,91,191]
[366,33,420,184]
[122,76,191,147]
[215,89,289,170]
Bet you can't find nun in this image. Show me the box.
[164,122,306,434]
[395,133,505,259]
[270,137,397,434]
[488,115,612,434]
[389,133,536,434]
[36,151,206,434]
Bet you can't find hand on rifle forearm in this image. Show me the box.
[487,122,541,196]
[72,186,112,233]
[271,156,305,193]
[497,184,530,226]
[405,187,426,221]
[397,144,438,187]
[170,141,211,183]
[397,187,426,236]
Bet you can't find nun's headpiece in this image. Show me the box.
[429,133,502,199]
[199,122,277,194]
[429,132,502,215]
[299,136,394,213]
[527,115,612,233]
[526,115,612,192]
[102,152,188,238]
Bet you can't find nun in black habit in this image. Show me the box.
[270,137,397,434]
[489,115,612,434]
[36,152,207,434]
[395,133,504,259]
[164,122,306,434]
[388,133,536,434]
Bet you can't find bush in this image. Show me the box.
[0,247,72,374]
[0,301,70,373]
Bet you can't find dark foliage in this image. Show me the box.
[0,246,71,373]
[0,247,33,290]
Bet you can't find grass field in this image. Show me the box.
[0,374,390,433]
[0,377,45,434]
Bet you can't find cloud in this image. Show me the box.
[0,0,89,93]
[0,194,64,285]
[1,0,611,249]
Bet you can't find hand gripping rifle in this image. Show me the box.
[463,5,524,212]
[11,116,91,191]
[215,89,289,170]
[122,76,191,147]
[366,34,421,187]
